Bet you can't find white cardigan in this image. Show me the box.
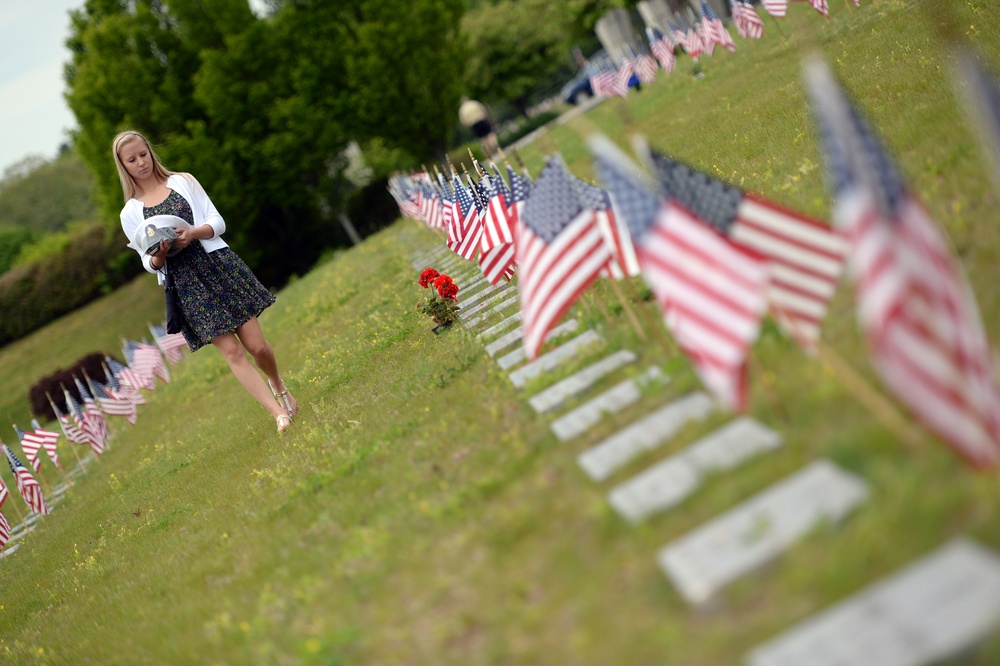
[120,173,229,284]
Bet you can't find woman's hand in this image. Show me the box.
[150,239,170,270]
[172,226,201,250]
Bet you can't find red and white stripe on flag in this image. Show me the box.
[517,215,610,360]
[761,0,788,17]
[599,202,641,279]
[638,202,769,411]
[634,54,658,84]
[731,0,765,40]
[0,510,9,550]
[651,39,675,74]
[4,445,49,515]
[18,433,44,473]
[843,193,1000,469]
[31,427,62,470]
[733,195,847,347]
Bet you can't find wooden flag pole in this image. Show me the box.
[5,487,27,526]
[605,276,648,341]
[511,148,531,179]
[770,304,925,454]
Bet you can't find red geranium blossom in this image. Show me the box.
[419,267,440,288]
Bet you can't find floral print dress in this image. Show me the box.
[144,190,276,351]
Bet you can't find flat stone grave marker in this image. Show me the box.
[2,543,21,556]
[496,320,581,369]
[609,417,783,523]
[507,330,603,389]
[746,538,1000,666]
[657,459,869,606]
[578,392,716,482]
[462,295,521,328]
[550,366,666,442]
[458,283,504,310]
[460,285,517,316]
[476,312,523,342]
[529,350,638,413]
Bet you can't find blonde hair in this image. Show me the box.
[111,130,174,201]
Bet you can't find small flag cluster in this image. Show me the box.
[389,51,1000,471]
[0,325,189,553]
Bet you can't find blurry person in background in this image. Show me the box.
[459,97,499,156]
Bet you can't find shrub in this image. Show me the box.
[29,352,110,420]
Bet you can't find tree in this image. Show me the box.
[0,152,97,233]
[65,0,467,286]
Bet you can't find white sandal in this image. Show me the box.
[276,414,292,433]
[268,379,297,417]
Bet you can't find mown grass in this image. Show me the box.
[1,1,999,663]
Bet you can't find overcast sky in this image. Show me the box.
[0,1,268,177]
[0,0,83,175]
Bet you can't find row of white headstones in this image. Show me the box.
[415,239,1000,666]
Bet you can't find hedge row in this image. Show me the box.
[0,223,140,346]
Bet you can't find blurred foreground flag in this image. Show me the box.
[591,135,768,411]
[518,156,611,359]
[643,149,847,350]
[806,57,1000,469]
[730,0,764,40]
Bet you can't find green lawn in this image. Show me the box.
[1,1,999,663]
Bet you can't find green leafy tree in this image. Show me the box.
[65,0,466,286]
[0,153,97,233]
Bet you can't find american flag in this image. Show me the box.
[702,2,736,53]
[647,26,676,74]
[0,478,10,550]
[517,156,612,359]
[4,445,49,515]
[730,0,765,39]
[64,387,105,455]
[573,177,641,278]
[437,172,454,232]
[106,357,148,401]
[125,339,170,385]
[48,393,90,447]
[92,379,138,425]
[149,323,187,364]
[805,0,829,18]
[761,0,788,17]
[0,507,9,551]
[75,377,110,444]
[955,51,1000,193]
[479,169,517,285]
[647,152,847,348]
[635,52,658,84]
[13,424,44,473]
[29,419,63,471]
[451,176,483,261]
[806,57,1000,469]
[616,56,635,97]
[592,135,769,410]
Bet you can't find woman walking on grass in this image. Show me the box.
[113,130,298,433]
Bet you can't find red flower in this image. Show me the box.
[433,274,451,290]
[419,267,440,288]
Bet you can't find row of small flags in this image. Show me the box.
[587,0,862,99]
[388,53,1000,472]
[0,325,188,553]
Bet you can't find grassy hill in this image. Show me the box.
[1,1,998,663]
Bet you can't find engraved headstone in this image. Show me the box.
[496,319,582,369]
[529,350,638,413]
[476,312,523,341]
[609,417,783,522]
[507,330,604,388]
[746,539,1000,666]
[578,392,715,482]
[658,460,869,605]
[462,295,521,328]
[551,366,666,441]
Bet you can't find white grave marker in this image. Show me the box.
[507,330,603,388]
[550,366,666,442]
[609,417,783,522]
[578,392,715,482]
[528,350,638,413]
[746,539,1000,666]
[658,459,869,605]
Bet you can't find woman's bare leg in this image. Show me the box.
[235,317,298,415]
[212,331,286,420]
